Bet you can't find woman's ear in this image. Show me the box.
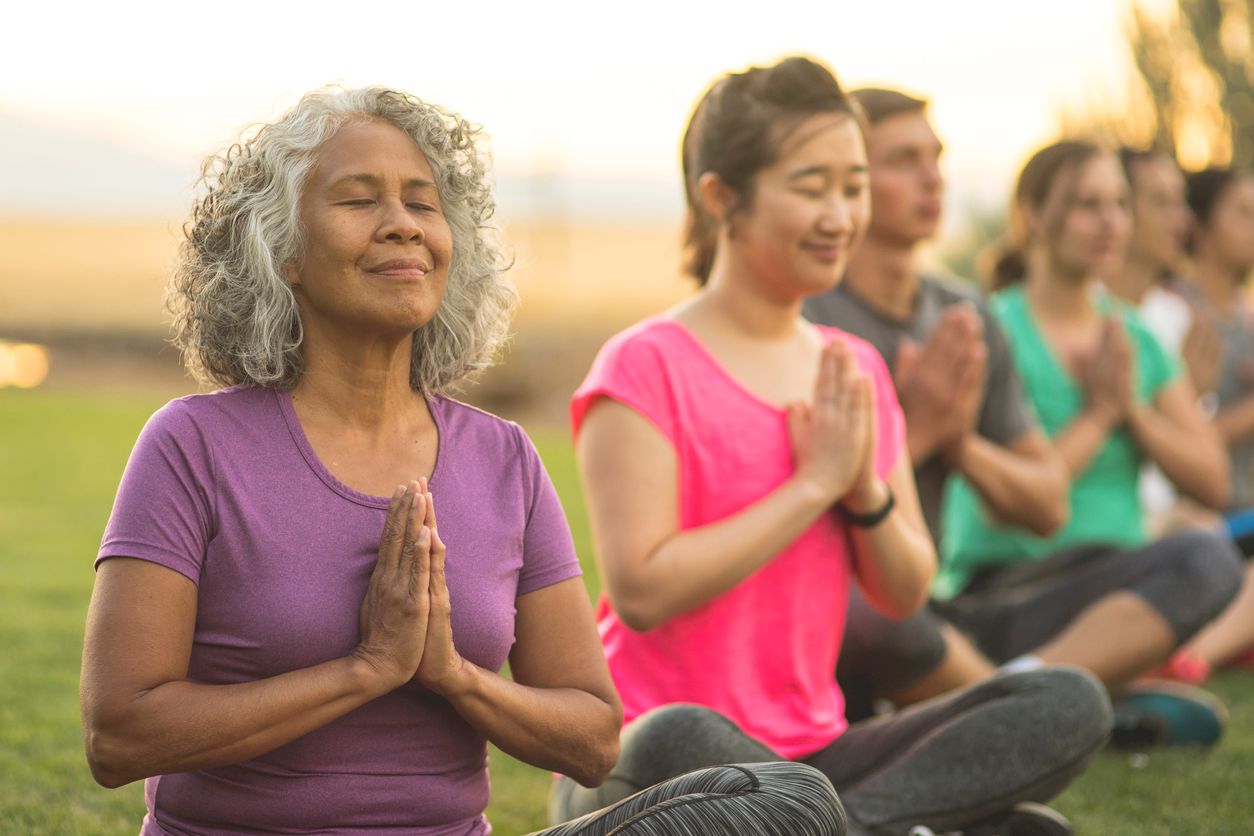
[697,171,737,226]
[1019,202,1043,242]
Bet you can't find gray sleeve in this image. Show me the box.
[977,308,1037,445]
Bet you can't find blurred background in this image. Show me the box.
[6,0,1250,419]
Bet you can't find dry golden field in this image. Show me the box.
[0,217,693,334]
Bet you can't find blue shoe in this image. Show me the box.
[1111,680,1227,748]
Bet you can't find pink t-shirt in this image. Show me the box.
[571,317,905,759]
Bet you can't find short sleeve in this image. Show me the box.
[845,334,906,479]
[977,310,1037,446]
[513,425,582,596]
[97,399,217,584]
[570,327,678,445]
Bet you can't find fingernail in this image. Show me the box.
[394,485,407,499]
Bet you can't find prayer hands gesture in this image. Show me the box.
[354,479,463,695]
[789,339,877,504]
[1081,317,1134,424]
[893,305,987,459]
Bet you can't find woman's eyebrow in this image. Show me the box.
[328,173,438,190]
[787,163,868,180]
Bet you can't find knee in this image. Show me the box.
[1170,531,1243,621]
[623,763,848,836]
[624,704,736,750]
[1004,667,1113,757]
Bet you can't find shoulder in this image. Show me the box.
[920,274,986,308]
[576,316,691,402]
[592,316,689,367]
[1110,295,1161,344]
[142,384,269,441]
[431,394,529,461]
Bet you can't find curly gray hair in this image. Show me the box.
[169,86,517,392]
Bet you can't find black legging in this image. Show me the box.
[935,530,1243,663]
[551,668,1111,836]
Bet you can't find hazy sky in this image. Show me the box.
[3,0,1158,221]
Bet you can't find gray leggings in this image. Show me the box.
[551,668,1111,836]
[935,530,1243,663]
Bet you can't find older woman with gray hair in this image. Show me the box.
[79,87,846,836]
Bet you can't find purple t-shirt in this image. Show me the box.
[97,385,581,835]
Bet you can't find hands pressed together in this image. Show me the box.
[893,305,988,462]
[1080,317,1135,425]
[788,337,882,509]
[353,479,465,697]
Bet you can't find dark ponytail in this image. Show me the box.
[681,56,861,284]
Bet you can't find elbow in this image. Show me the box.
[1200,473,1231,513]
[568,701,623,788]
[614,606,663,634]
[1193,454,1232,511]
[1027,496,1070,538]
[83,725,141,789]
[608,588,668,633]
[575,734,621,788]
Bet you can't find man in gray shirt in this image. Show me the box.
[805,88,1070,716]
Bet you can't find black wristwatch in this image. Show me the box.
[838,484,896,528]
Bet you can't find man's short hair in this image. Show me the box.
[850,88,928,126]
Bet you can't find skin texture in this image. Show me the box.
[1021,152,1229,685]
[578,112,936,636]
[81,119,621,794]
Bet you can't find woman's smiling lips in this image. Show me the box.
[367,258,431,277]
[803,242,845,263]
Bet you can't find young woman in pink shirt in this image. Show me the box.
[553,57,1112,836]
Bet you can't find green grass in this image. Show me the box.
[3,387,1253,834]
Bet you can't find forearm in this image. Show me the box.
[1128,404,1230,509]
[1054,408,1117,478]
[609,476,832,631]
[84,655,389,787]
[949,434,1068,536]
[845,480,936,618]
[438,662,620,787]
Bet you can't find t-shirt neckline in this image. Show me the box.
[654,317,830,414]
[274,388,445,509]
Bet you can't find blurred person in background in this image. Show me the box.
[804,88,1069,721]
[1150,167,1254,681]
[938,140,1241,749]
[1107,148,1222,537]
[557,56,1110,836]
[80,86,846,836]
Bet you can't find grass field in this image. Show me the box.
[3,387,1253,834]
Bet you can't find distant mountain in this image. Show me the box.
[0,112,196,216]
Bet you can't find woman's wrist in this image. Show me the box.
[842,481,892,526]
[840,477,891,517]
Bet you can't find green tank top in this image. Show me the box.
[935,285,1180,599]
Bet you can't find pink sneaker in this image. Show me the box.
[1145,650,1211,684]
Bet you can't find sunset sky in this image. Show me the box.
[3,0,1164,224]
